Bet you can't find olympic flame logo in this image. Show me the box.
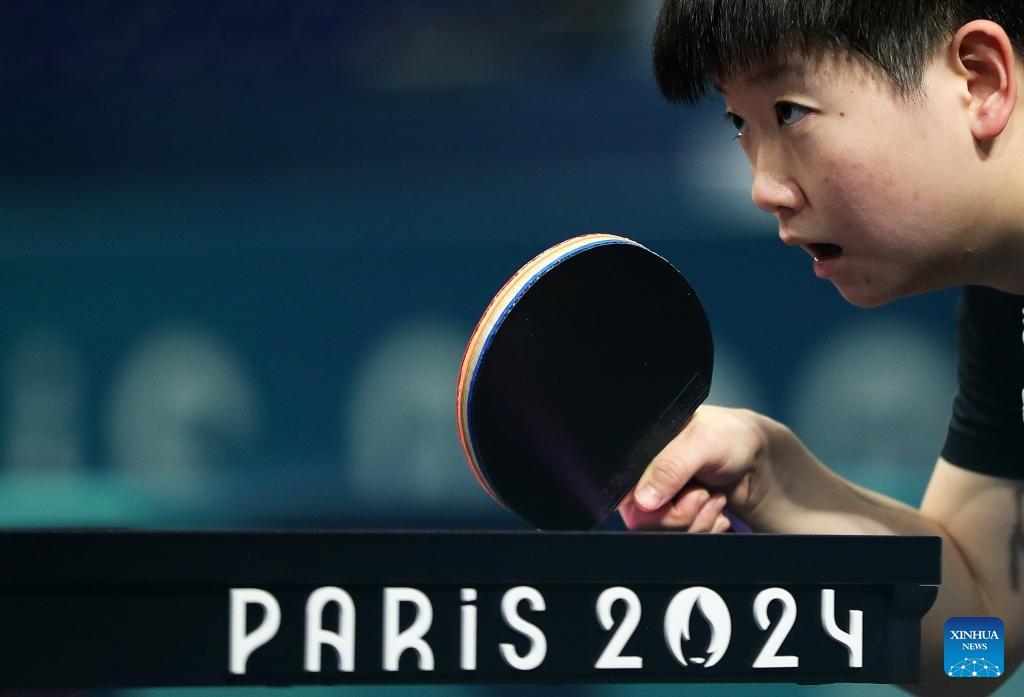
[663,587,732,668]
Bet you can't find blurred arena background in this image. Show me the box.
[0,2,975,696]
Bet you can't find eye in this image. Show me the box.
[724,111,749,137]
[775,102,810,127]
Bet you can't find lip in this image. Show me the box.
[800,242,845,279]
[812,253,842,279]
[779,230,845,278]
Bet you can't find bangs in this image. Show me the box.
[653,0,958,103]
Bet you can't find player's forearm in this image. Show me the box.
[740,423,1008,695]
[739,418,938,536]
[906,523,1008,697]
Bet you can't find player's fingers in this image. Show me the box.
[689,493,728,533]
[634,410,719,512]
[619,485,715,530]
[633,406,768,514]
[617,490,665,530]
[616,495,643,529]
[712,513,732,533]
[669,486,713,524]
[633,450,701,512]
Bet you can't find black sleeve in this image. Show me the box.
[941,286,1024,477]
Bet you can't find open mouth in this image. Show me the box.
[807,243,843,262]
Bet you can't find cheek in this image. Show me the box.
[811,144,943,243]
[814,152,899,223]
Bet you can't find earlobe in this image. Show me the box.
[952,20,1018,140]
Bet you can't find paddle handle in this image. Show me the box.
[725,508,753,533]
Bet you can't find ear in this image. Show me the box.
[950,20,1018,140]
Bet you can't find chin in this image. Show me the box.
[828,254,956,306]
[832,280,900,308]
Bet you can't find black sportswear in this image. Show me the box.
[941,286,1024,477]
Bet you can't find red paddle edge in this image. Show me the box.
[455,233,646,513]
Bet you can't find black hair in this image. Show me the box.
[653,0,1024,103]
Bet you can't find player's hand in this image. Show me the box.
[618,405,781,532]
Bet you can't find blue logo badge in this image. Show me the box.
[945,617,1003,678]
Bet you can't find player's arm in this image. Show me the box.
[617,405,928,536]
[909,458,1024,697]
[619,407,1022,696]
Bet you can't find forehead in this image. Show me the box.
[715,61,810,93]
[715,50,881,95]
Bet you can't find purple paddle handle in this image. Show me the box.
[725,508,753,533]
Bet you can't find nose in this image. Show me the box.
[750,155,804,216]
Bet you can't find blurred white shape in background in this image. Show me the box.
[673,116,777,235]
[105,322,264,501]
[343,318,492,515]
[788,318,955,501]
[2,325,87,472]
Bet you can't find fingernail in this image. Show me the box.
[636,486,662,510]
[712,494,727,510]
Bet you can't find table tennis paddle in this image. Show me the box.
[457,233,714,530]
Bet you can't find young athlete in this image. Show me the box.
[618,2,1024,694]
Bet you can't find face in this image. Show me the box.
[719,51,985,307]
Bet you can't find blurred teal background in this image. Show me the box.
[0,1,1006,695]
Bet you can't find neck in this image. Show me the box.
[973,230,1024,293]
[963,119,1024,294]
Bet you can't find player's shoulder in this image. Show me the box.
[958,285,1023,338]
[961,284,1023,309]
